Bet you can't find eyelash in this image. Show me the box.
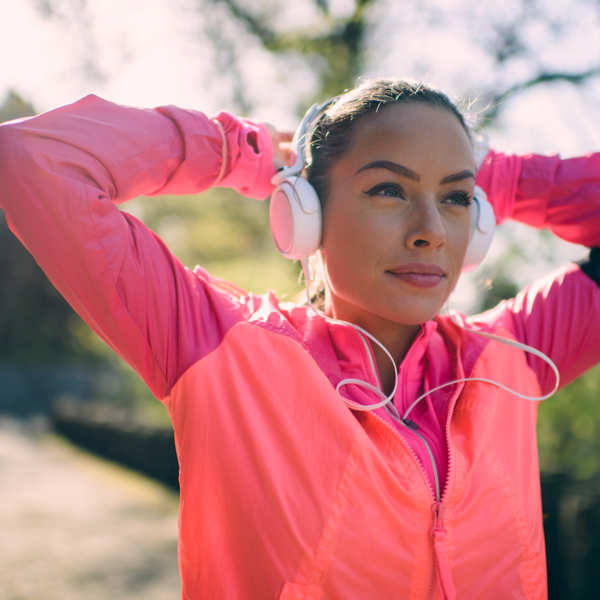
[365,183,405,198]
[365,184,473,207]
[444,191,473,207]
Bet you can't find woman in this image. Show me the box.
[1,79,599,599]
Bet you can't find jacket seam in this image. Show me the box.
[289,435,360,591]
[490,438,543,597]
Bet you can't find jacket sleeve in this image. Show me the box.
[472,263,600,394]
[0,94,276,400]
[476,150,600,247]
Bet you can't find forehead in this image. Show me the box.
[342,102,474,173]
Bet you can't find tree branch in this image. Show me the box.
[481,66,600,127]
[209,0,376,99]
[207,0,280,49]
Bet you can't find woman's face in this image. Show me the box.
[320,101,475,329]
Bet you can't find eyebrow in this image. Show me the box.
[439,170,476,184]
[356,160,475,185]
[356,160,420,181]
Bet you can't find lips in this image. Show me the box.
[387,263,445,276]
[385,263,446,288]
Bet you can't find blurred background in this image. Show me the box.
[1,0,599,597]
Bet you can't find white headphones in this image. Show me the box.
[269,101,496,272]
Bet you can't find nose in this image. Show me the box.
[405,198,446,250]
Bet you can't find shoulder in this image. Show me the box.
[191,266,315,342]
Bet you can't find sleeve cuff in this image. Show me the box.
[212,112,277,201]
[476,150,523,224]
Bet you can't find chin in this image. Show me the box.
[379,279,454,320]
[389,297,447,323]
[360,300,440,327]
[326,282,449,327]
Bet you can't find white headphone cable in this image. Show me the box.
[300,258,561,501]
[301,258,560,413]
[301,258,398,410]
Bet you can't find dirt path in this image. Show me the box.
[0,418,180,599]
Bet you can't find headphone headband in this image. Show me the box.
[273,99,337,184]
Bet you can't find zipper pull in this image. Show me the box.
[431,501,445,534]
[431,501,456,599]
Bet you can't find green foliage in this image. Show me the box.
[128,188,301,296]
[0,214,103,364]
[479,273,520,311]
[212,0,376,104]
[0,90,34,123]
[538,364,600,480]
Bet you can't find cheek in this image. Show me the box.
[321,226,362,288]
[447,222,471,277]
[322,193,400,255]
[320,204,379,287]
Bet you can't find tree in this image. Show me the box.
[203,0,376,102]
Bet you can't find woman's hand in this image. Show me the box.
[262,123,296,170]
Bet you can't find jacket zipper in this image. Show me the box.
[368,390,462,599]
[359,329,460,597]
[363,333,441,502]
[370,411,438,501]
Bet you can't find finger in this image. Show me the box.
[275,141,297,165]
[276,130,294,143]
[281,148,297,166]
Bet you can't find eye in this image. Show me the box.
[365,182,405,199]
[442,190,472,207]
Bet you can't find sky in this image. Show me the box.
[2,0,599,309]
[4,0,598,148]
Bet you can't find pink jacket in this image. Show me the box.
[1,95,600,599]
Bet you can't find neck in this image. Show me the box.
[326,300,421,396]
[369,323,421,396]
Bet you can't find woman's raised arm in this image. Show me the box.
[0,94,276,400]
[477,149,600,247]
[473,147,600,393]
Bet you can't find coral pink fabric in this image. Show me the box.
[167,317,546,598]
[1,95,600,597]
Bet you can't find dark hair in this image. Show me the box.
[305,79,471,205]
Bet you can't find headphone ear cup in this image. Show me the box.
[270,176,322,259]
[462,185,496,272]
